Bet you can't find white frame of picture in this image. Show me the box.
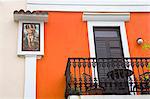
[17,21,44,56]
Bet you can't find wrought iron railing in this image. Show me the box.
[65,58,150,98]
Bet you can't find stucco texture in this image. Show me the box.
[125,13,150,57]
[0,0,25,99]
[36,12,150,99]
[36,12,89,99]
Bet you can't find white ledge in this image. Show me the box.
[68,95,150,99]
[28,0,150,5]
[27,0,150,12]
[83,13,130,21]
[14,14,48,22]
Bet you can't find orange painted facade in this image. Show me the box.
[125,13,150,57]
[36,12,150,99]
[36,12,89,99]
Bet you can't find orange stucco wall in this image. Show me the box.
[36,12,150,99]
[36,12,89,99]
[125,13,150,57]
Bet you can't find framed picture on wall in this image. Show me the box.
[17,21,44,56]
[22,23,40,51]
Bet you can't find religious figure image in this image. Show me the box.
[22,23,40,51]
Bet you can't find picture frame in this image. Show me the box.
[17,21,44,56]
[22,23,40,51]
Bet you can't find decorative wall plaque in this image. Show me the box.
[14,10,48,56]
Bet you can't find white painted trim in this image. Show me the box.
[24,55,37,99]
[14,14,48,22]
[87,21,130,79]
[86,14,131,86]
[87,21,98,83]
[68,95,150,99]
[83,13,130,22]
[17,21,44,56]
[87,21,130,61]
[119,22,130,57]
[87,21,136,94]
[68,95,81,99]
[87,22,96,58]
[27,0,150,12]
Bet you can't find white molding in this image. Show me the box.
[27,0,150,12]
[24,55,37,99]
[87,21,98,83]
[119,22,130,57]
[87,21,130,60]
[86,13,130,84]
[17,21,44,56]
[87,21,130,62]
[14,14,48,22]
[83,13,130,21]
[68,95,81,99]
[87,22,96,58]
[68,95,150,99]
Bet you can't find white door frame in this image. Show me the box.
[87,21,131,84]
[83,13,131,87]
[87,21,130,58]
[87,21,130,82]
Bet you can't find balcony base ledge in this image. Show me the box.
[68,95,150,99]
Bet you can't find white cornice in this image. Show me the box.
[27,0,150,12]
[83,13,130,21]
[27,0,150,5]
[14,14,48,22]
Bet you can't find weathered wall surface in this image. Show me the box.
[0,0,25,99]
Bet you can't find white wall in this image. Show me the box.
[0,0,26,99]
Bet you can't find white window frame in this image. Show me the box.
[17,21,44,56]
[87,21,130,58]
[83,13,133,92]
[87,21,131,83]
[27,0,150,12]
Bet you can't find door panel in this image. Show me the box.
[93,27,129,94]
[109,41,120,47]
[94,30,118,37]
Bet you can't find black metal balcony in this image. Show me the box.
[65,58,150,98]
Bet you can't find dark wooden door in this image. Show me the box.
[93,27,129,94]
